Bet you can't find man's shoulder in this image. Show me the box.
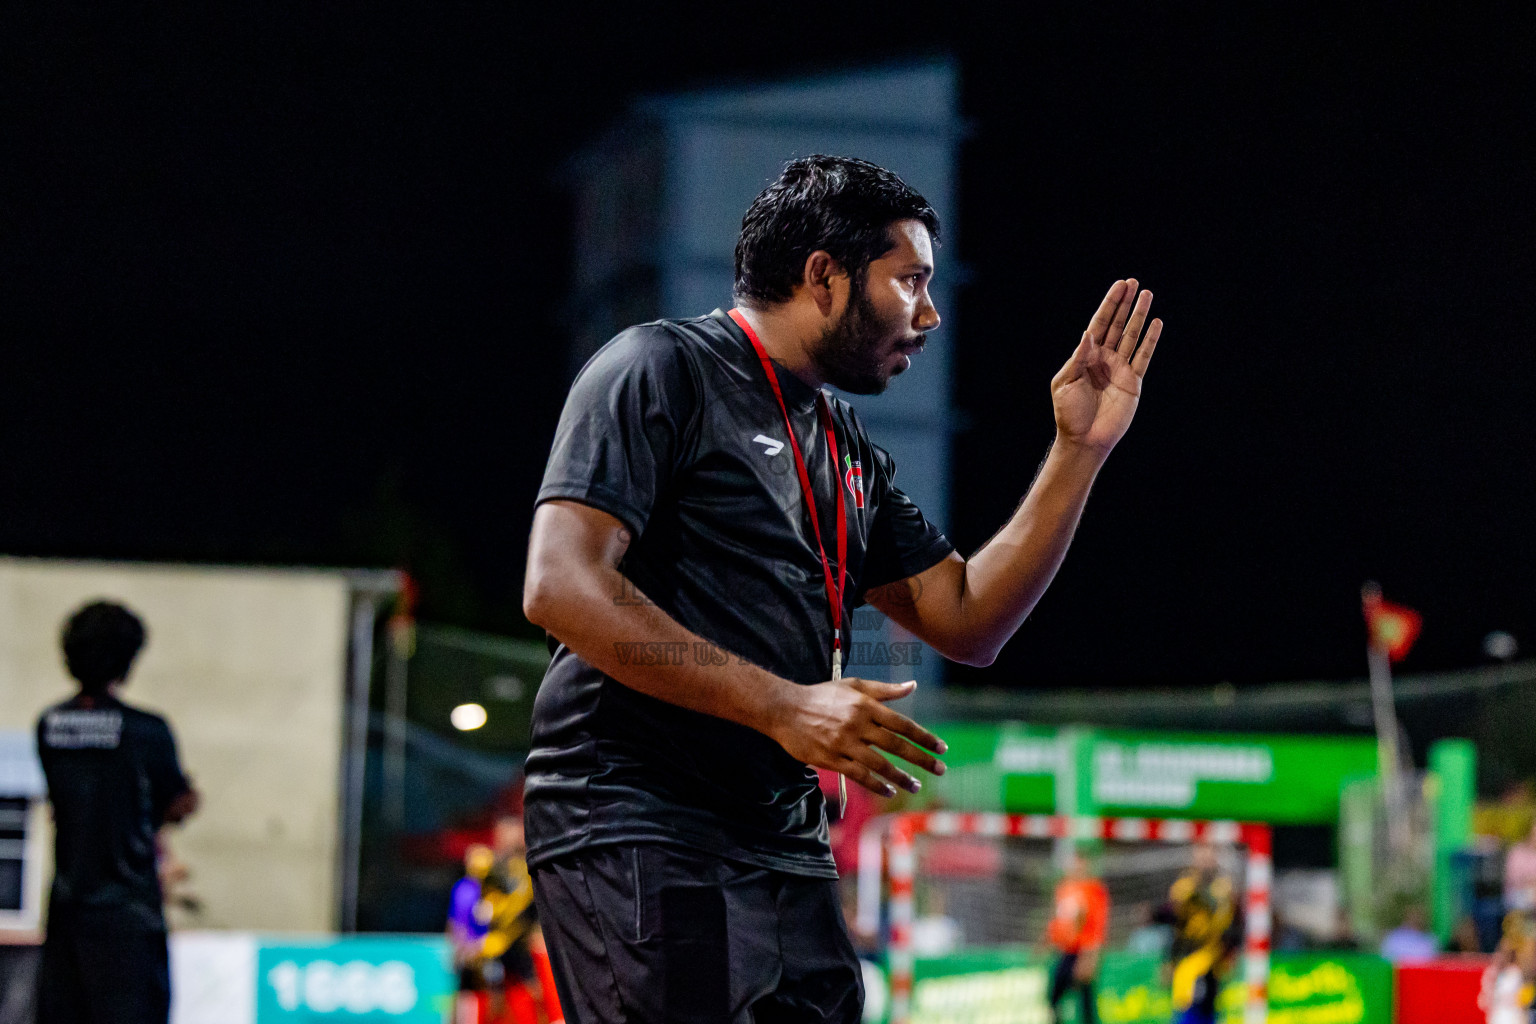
[595,313,738,365]
[36,696,76,726]
[571,313,750,415]
[571,317,714,395]
[110,699,174,740]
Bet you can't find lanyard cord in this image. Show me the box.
[729,308,848,677]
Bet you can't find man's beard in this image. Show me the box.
[809,285,920,396]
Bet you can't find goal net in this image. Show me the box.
[859,812,1272,1024]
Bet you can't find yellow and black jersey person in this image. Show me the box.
[1157,844,1242,1024]
[479,853,538,961]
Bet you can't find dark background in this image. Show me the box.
[4,5,1533,688]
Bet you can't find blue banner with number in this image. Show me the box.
[255,936,453,1023]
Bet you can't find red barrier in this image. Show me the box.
[1394,956,1489,1024]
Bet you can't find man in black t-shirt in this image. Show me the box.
[523,155,1164,1022]
[35,601,199,1024]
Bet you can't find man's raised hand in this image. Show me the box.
[1051,279,1163,454]
[767,677,948,798]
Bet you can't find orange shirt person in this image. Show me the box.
[1045,851,1110,1024]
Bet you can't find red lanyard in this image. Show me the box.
[729,308,847,678]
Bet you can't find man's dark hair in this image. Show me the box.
[734,155,941,306]
[60,600,146,691]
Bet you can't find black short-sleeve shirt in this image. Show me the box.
[526,309,953,877]
[36,693,191,930]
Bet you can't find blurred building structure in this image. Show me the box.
[566,59,963,690]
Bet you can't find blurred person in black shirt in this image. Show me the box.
[523,155,1164,1022]
[35,601,198,1024]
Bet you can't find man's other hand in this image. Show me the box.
[163,787,200,825]
[767,678,947,798]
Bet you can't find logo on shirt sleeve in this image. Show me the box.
[844,454,865,509]
[752,434,785,457]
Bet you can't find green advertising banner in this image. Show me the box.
[1236,954,1393,1024]
[926,724,1378,824]
[881,951,1392,1024]
[255,936,454,1023]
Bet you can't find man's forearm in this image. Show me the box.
[954,436,1108,658]
[525,501,946,797]
[525,561,792,738]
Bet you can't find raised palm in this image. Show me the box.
[1052,279,1162,452]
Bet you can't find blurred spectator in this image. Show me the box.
[1448,913,1485,954]
[448,844,495,986]
[1314,906,1361,952]
[35,600,200,1024]
[481,816,553,1024]
[1158,843,1241,1024]
[1481,913,1533,1024]
[446,817,558,1024]
[1125,901,1173,956]
[1479,782,1536,843]
[1504,823,1536,912]
[911,889,961,957]
[1270,909,1308,953]
[1043,850,1109,1024]
[1379,904,1438,964]
[1479,943,1526,1024]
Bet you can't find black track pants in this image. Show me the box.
[531,843,862,1024]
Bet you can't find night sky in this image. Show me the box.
[5,6,1533,689]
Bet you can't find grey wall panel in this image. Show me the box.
[641,63,958,129]
[663,266,736,324]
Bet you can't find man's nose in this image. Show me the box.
[915,293,941,333]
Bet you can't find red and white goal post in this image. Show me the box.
[873,811,1273,1024]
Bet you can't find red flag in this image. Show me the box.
[1362,587,1422,662]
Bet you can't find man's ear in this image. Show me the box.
[802,250,848,318]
